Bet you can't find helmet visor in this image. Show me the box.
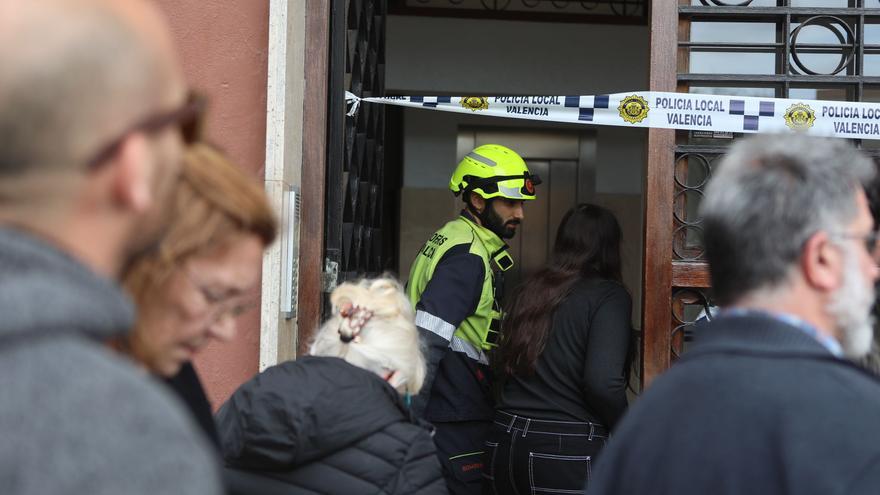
[466,172,542,199]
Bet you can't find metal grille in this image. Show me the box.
[669,0,880,362]
[327,0,389,292]
[680,1,880,97]
[388,0,647,23]
[671,287,714,358]
[672,151,717,263]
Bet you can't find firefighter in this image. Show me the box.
[406,144,540,495]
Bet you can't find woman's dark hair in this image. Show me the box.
[496,203,623,377]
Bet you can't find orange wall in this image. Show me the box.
[156,0,270,409]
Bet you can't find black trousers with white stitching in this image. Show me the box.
[481,412,608,495]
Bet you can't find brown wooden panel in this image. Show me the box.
[297,0,331,356]
[672,261,711,288]
[641,0,678,389]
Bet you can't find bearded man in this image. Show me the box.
[406,144,539,495]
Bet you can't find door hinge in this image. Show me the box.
[322,258,339,293]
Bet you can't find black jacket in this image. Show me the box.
[216,356,447,495]
[589,314,880,495]
[498,278,632,428]
[165,362,221,449]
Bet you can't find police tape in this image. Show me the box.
[344,91,880,141]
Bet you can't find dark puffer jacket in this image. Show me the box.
[216,356,447,495]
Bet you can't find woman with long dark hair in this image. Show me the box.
[482,203,632,494]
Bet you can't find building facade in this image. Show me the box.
[160,0,880,406]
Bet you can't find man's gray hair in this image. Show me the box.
[699,134,876,305]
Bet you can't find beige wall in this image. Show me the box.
[156,0,270,409]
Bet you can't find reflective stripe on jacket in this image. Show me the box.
[406,213,511,421]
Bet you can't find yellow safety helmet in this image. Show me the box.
[449,144,540,201]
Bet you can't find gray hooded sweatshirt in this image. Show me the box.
[0,227,222,495]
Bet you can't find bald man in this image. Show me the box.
[0,1,221,493]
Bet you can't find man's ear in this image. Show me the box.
[469,192,486,214]
[801,231,843,292]
[109,133,153,213]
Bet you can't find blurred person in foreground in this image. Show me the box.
[0,0,221,493]
[216,278,448,494]
[856,179,880,375]
[485,204,633,494]
[589,134,880,495]
[121,143,276,447]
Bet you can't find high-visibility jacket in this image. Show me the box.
[406,211,513,422]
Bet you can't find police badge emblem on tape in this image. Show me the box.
[784,103,816,131]
[461,96,490,112]
[618,94,649,124]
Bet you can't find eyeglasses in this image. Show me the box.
[183,269,254,321]
[85,91,206,170]
[832,230,880,254]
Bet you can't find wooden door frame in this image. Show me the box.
[297,1,332,355]
[298,0,680,381]
[290,0,680,378]
[297,0,391,353]
[641,0,678,387]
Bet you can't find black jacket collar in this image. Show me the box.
[687,313,838,361]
